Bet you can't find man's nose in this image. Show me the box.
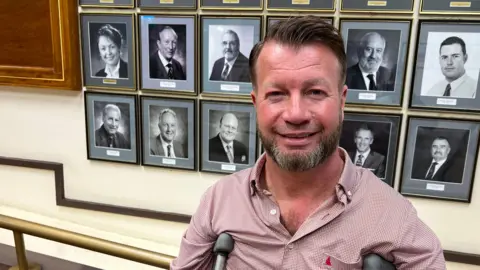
[283,95,310,125]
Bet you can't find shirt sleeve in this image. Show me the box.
[392,207,446,270]
[170,186,217,270]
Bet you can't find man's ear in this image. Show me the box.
[251,90,257,107]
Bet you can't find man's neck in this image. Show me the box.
[263,149,345,201]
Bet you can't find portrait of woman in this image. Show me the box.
[92,23,129,79]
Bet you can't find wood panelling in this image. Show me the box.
[0,0,81,90]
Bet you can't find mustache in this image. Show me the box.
[272,123,325,134]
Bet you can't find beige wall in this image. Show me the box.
[0,83,479,269]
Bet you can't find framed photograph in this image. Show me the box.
[410,21,480,112]
[200,100,257,174]
[339,113,401,187]
[341,0,414,13]
[80,13,136,91]
[200,16,262,96]
[421,0,480,14]
[138,0,196,9]
[266,16,333,34]
[84,91,139,164]
[400,117,480,202]
[200,0,263,10]
[340,19,412,106]
[140,96,196,171]
[139,15,196,94]
[79,0,134,8]
[266,0,335,11]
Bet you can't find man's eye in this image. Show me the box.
[309,90,324,95]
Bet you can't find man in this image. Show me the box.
[208,112,248,164]
[346,32,395,91]
[149,26,186,80]
[425,36,477,98]
[348,125,386,178]
[411,136,462,183]
[209,29,250,83]
[150,108,186,158]
[94,104,130,149]
[171,16,445,269]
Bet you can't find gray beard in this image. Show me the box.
[259,122,342,172]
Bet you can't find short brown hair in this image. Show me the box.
[248,16,346,89]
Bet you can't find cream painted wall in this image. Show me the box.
[0,83,480,270]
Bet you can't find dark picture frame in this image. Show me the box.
[421,0,480,15]
[340,0,414,13]
[200,100,257,174]
[84,91,139,164]
[339,112,402,187]
[140,96,196,171]
[137,0,196,9]
[340,19,412,107]
[266,0,335,11]
[80,13,136,91]
[400,116,480,202]
[200,16,262,97]
[200,0,263,10]
[79,0,134,8]
[410,20,480,112]
[139,14,196,94]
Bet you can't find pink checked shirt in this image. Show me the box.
[171,148,446,270]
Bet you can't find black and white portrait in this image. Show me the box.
[148,106,188,158]
[420,32,480,98]
[89,23,129,79]
[93,101,131,150]
[340,121,390,179]
[410,127,468,183]
[401,117,480,202]
[345,28,401,91]
[148,24,187,80]
[208,25,254,83]
[81,14,135,89]
[85,92,138,164]
[208,110,250,164]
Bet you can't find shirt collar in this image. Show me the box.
[249,147,358,203]
[158,51,172,67]
[105,60,120,78]
[448,72,468,90]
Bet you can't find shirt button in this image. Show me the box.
[270,209,277,215]
[287,244,294,249]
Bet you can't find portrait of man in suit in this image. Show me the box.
[346,31,395,91]
[348,125,386,178]
[94,104,131,149]
[209,29,250,83]
[150,108,187,158]
[208,112,249,164]
[411,136,464,183]
[423,36,477,98]
[149,26,186,80]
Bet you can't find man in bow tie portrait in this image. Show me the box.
[149,25,186,81]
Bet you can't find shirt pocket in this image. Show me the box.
[324,253,363,270]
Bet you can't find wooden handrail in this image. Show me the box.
[0,214,174,269]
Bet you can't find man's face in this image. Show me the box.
[439,43,466,81]
[251,42,347,172]
[219,114,238,143]
[159,113,177,143]
[355,129,373,153]
[222,33,239,61]
[98,36,120,66]
[157,29,177,60]
[431,139,450,162]
[103,109,120,135]
[358,34,385,73]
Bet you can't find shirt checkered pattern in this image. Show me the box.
[170,148,446,270]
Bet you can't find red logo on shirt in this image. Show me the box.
[326,256,331,266]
